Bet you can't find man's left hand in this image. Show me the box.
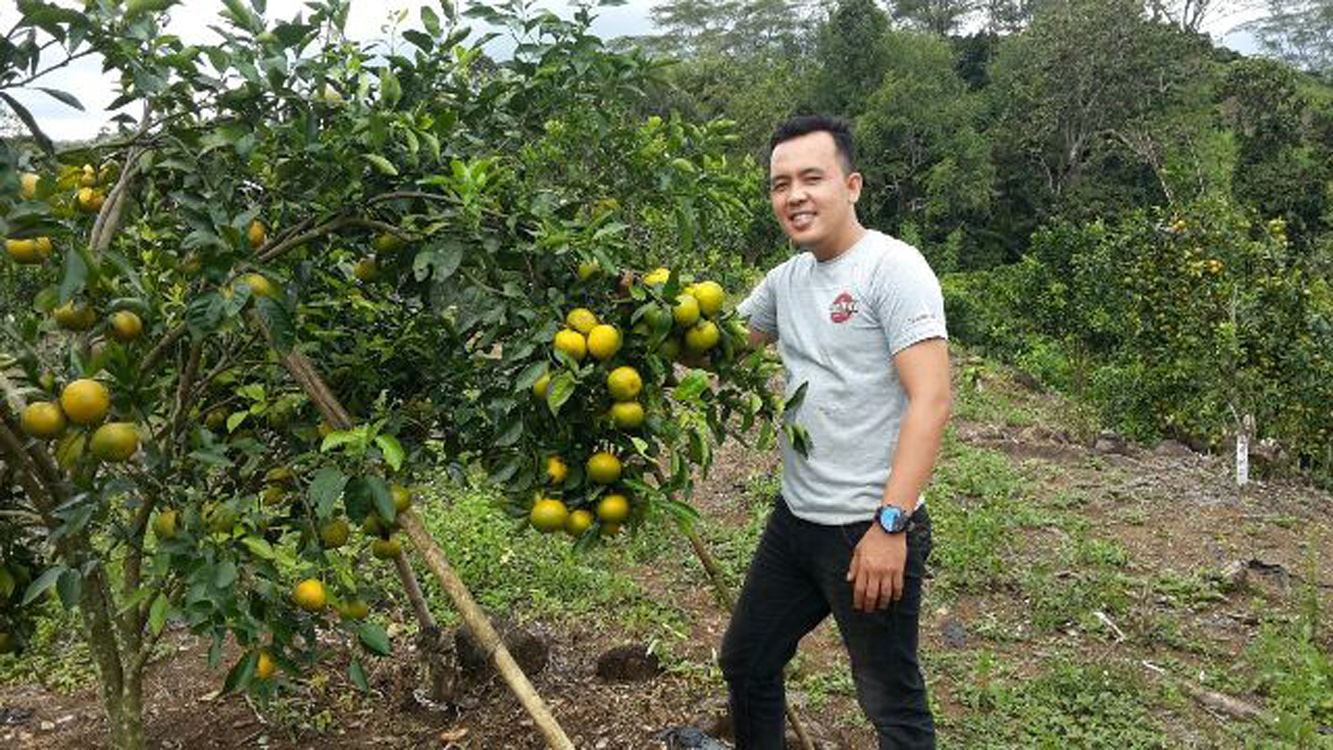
[846,525,907,612]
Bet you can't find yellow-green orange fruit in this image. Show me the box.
[685,320,720,353]
[586,451,622,485]
[247,220,266,250]
[371,537,402,559]
[109,311,143,343]
[292,578,327,611]
[597,493,631,523]
[20,173,39,200]
[587,324,621,361]
[606,366,642,402]
[564,509,594,537]
[90,422,139,462]
[673,294,701,327]
[319,519,350,548]
[692,280,725,316]
[61,379,110,426]
[565,307,599,334]
[20,402,66,439]
[530,498,568,533]
[152,509,179,540]
[391,484,412,512]
[609,401,645,430]
[553,329,587,361]
[546,456,568,485]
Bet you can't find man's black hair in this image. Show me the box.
[768,115,856,175]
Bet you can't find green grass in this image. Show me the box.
[928,437,1032,592]
[948,654,1173,748]
[1238,585,1333,746]
[0,600,95,694]
[412,478,691,640]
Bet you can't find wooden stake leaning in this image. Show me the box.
[260,333,574,749]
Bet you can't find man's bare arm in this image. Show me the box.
[847,337,951,612]
[881,338,952,511]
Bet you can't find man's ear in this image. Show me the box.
[847,171,863,204]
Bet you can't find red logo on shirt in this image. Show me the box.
[829,292,858,323]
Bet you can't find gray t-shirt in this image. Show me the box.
[738,230,948,525]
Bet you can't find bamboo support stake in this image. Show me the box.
[399,511,575,750]
[683,524,817,750]
[255,323,573,748]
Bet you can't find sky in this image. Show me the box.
[0,0,1270,143]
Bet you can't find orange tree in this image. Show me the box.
[0,1,786,748]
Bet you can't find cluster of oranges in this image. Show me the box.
[19,378,139,464]
[522,267,735,542]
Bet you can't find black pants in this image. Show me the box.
[719,498,935,749]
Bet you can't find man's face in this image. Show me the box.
[768,131,862,252]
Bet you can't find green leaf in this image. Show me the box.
[514,362,547,392]
[348,658,369,691]
[255,297,296,352]
[367,475,396,523]
[222,650,257,695]
[57,568,82,609]
[421,5,441,35]
[226,411,248,433]
[378,69,402,108]
[363,154,398,176]
[546,372,576,415]
[374,435,405,472]
[357,622,392,656]
[126,0,179,18]
[57,246,89,303]
[320,429,360,453]
[148,596,169,636]
[33,87,84,111]
[784,381,809,415]
[413,241,464,282]
[494,416,522,447]
[0,92,53,154]
[22,566,65,606]
[213,560,237,589]
[241,536,276,560]
[674,370,710,402]
[309,467,348,517]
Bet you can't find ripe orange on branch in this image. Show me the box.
[587,324,621,361]
[597,493,631,523]
[90,422,139,462]
[530,498,568,532]
[61,379,110,426]
[553,329,587,361]
[565,307,599,334]
[292,579,327,611]
[546,456,568,485]
[21,402,66,439]
[109,311,143,342]
[606,366,642,401]
[586,451,622,485]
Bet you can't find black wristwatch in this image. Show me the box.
[874,505,911,534]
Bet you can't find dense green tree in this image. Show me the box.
[855,32,995,270]
[809,0,891,118]
[985,0,1217,253]
[1220,58,1333,245]
[891,0,977,34]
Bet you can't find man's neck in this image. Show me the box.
[810,224,868,263]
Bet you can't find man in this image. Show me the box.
[721,115,952,749]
